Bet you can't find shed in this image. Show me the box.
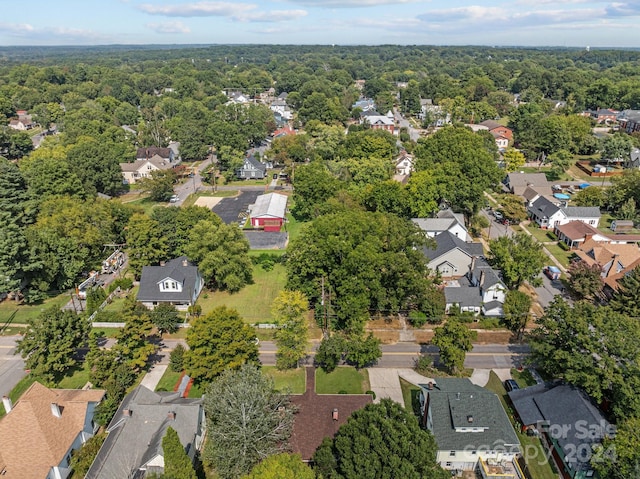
[248,192,288,232]
[610,219,634,232]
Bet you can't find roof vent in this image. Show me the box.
[50,403,62,418]
[2,396,12,414]
[123,408,132,417]
[182,259,188,267]
[456,392,461,400]
[168,411,176,421]
[467,415,474,423]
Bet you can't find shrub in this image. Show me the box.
[108,277,133,293]
[414,355,433,374]
[93,311,123,322]
[170,344,186,372]
[408,311,427,327]
[546,231,558,240]
[558,241,570,251]
[366,390,376,400]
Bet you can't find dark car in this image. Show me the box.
[504,379,520,392]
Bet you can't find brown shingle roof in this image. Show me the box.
[136,147,172,159]
[555,220,602,241]
[0,382,105,479]
[290,368,372,460]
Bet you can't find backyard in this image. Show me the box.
[196,263,287,323]
[0,292,70,325]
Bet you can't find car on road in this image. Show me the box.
[169,194,180,203]
[543,265,561,280]
[493,210,504,221]
[504,379,520,392]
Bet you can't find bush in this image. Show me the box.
[479,318,502,329]
[22,288,48,304]
[108,277,133,293]
[408,311,427,327]
[251,253,281,271]
[414,355,433,374]
[546,231,558,240]
[93,311,123,322]
[558,241,570,251]
[365,390,376,400]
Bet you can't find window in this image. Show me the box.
[472,451,477,455]
[449,451,456,457]
[445,462,452,467]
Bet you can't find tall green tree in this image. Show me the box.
[609,266,640,317]
[150,303,181,335]
[137,169,176,202]
[431,319,476,374]
[272,290,309,370]
[17,307,90,384]
[488,233,546,288]
[204,364,294,479]
[502,290,531,340]
[126,213,168,278]
[185,220,252,292]
[184,306,259,384]
[162,426,197,479]
[567,261,603,301]
[592,416,640,479]
[313,399,447,479]
[291,160,343,220]
[503,148,526,172]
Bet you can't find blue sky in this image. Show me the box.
[1,0,639,47]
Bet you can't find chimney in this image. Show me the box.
[167,411,176,421]
[2,396,12,413]
[182,259,188,267]
[160,261,166,267]
[50,403,61,418]
[428,382,434,390]
[123,408,132,417]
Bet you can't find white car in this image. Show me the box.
[169,195,180,203]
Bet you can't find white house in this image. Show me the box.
[419,379,521,474]
[469,257,507,317]
[527,196,601,229]
[412,209,470,241]
[395,151,414,176]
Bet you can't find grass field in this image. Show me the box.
[0,292,70,325]
[400,378,421,415]
[57,363,92,389]
[196,263,287,323]
[316,367,370,394]
[155,369,182,392]
[102,286,140,314]
[511,368,537,388]
[545,243,574,268]
[91,327,122,337]
[263,366,306,394]
[0,375,37,417]
[524,224,556,243]
[484,372,557,479]
[121,196,163,215]
[284,212,308,244]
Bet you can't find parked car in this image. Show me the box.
[504,379,520,392]
[493,210,504,221]
[169,194,179,203]
[543,266,561,280]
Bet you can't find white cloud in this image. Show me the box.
[146,21,191,33]
[0,22,107,42]
[283,0,423,6]
[0,22,35,36]
[138,1,255,17]
[606,2,640,16]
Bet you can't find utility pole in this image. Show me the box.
[321,276,328,337]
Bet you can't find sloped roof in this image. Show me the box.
[472,257,504,290]
[422,379,520,453]
[522,185,553,202]
[563,206,601,218]
[527,196,561,218]
[85,386,204,479]
[444,284,481,308]
[249,192,288,219]
[421,231,483,261]
[137,256,199,303]
[242,155,267,172]
[120,157,175,173]
[0,382,105,479]
[509,383,610,472]
[136,147,172,160]
[555,220,602,241]
[574,239,640,271]
[507,172,549,188]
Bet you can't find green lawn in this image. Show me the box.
[155,369,182,392]
[400,378,422,416]
[0,375,37,417]
[524,224,557,243]
[315,367,370,394]
[263,366,306,394]
[102,286,140,314]
[0,292,70,325]
[91,327,122,337]
[57,363,92,389]
[545,243,575,268]
[511,368,537,388]
[284,212,308,244]
[196,263,287,323]
[122,197,163,215]
[484,372,557,479]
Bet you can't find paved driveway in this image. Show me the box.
[212,190,261,224]
[243,231,288,250]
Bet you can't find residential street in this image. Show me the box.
[0,335,25,399]
[480,208,515,239]
[171,156,213,206]
[393,108,421,141]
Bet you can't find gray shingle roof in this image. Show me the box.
[472,257,503,290]
[86,386,204,479]
[137,256,200,303]
[444,285,481,308]
[527,196,560,218]
[509,383,611,472]
[563,206,601,218]
[422,379,520,453]
[421,231,483,261]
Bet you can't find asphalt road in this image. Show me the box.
[171,156,213,206]
[0,335,25,398]
[480,208,515,239]
[535,272,567,309]
[212,190,261,224]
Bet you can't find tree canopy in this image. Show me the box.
[313,399,447,479]
[488,233,546,289]
[204,364,294,479]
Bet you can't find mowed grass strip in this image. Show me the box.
[0,292,70,324]
[315,367,370,395]
[263,366,306,394]
[197,264,287,323]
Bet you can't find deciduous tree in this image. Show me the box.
[17,307,90,384]
[204,364,294,479]
[242,453,314,479]
[185,306,259,384]
[503,148,526,172]
[272,290,309,370]
[313,399,447,479]
[126,213,168,278]
[431,319,476,374]
[150,303,181,334]
[502,290,531,340]
[567,261,603,301]
[488,233,546,288]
